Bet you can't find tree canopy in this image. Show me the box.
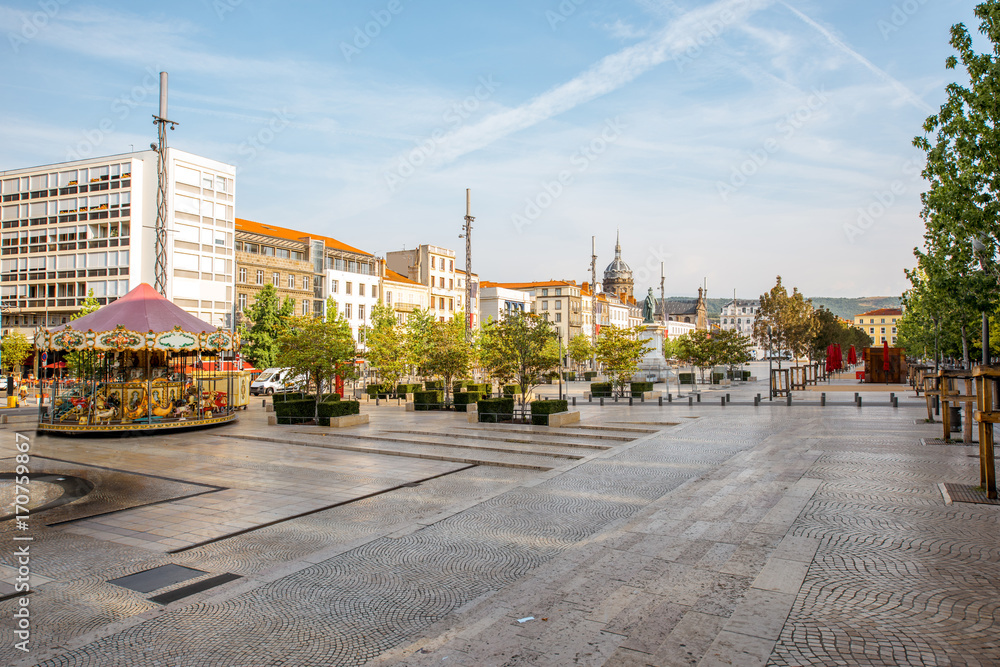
[753,276,817,366]
[243,283,295,369]
[276,309,357,422]
[595,325,652,397]
[365,301,407,390]
[478,313,559,411]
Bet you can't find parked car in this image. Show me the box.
[249,368,305,395]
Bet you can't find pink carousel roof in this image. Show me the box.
[50,283,217,334]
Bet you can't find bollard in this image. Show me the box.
[600,397,604,407]
[262,399,266,407]
[721,396,726,407]
[667,393,672,403]
[786,393,792,406]
[658,396,663,406]
[689,396,693,406]
[572,396,577,407]
[934,395,940,415]
[854,392,859,402]
[890,392,895,402]
[696,394,701,403]
[821,393,826,407]
[726,393,731,403]
[615,395,618,403]
[641,394,645,403]
[893,396,898,408]
[589,394,592,403]
[754,395,760,406]
[376,397,379,406]
[629,396,633,406]
[857,396,863,408]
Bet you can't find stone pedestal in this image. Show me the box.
[635,324,672,382]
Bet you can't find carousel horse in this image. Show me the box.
[92,392,120,425]
[173,399,193,420]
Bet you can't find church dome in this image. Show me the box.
[602,230,634,299]
[604,256,632,280]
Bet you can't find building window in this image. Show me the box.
[881,327,885,334]
[449,298,454,311]
[439,297,445,310]
[331,280,338,293]
[303,276,310,291]
[555,313,562,322]
[238,293,247,311]
[555,300,562,310]
[892,327,897,334]
[359,304,365,320]
[239,268,246,283]
[449,260,453,271]
[256,270,264,285]
[555,288,562,296]
[542,289,548,296]
[449,279,453,290]
[346,282,352,295]
[439,277,444,288]
[542,300,548,310]
[344,303,352,318]
[272,272,279,285]
[303,301,310,316]
[287,274,295,288]
[870,327,875,334]
[431,257,436,269]
[358,328,365,344]
[359,283,365,297]
[386,291,392,306]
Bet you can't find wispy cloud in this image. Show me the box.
[781,2,934,114]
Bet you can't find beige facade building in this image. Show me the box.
[380,263,431,324]
[854,308,901,346]
[385,244,478,325]
[489,280,584,343]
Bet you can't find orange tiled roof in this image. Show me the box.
[485,280,576,289]
[236,218,372,257]
[856,308,902,317]
[384,268,422,286]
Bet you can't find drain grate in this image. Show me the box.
[109,564,206,593]
[148,573,242,605]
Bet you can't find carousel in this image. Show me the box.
[34,283,250,435]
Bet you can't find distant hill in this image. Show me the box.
[672,296,902,321]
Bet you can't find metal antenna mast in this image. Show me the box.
[660,262,666,325]
[590,236,598,342]
[461,189,474,338]
[152,72,178,296]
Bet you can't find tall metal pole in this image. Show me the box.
[590,236,597,372]
[660,262,666,325]
[768,325,773,400]
[463,189,474,339]
[153,72,178,297]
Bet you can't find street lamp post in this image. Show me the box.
[973,236,995,367]
[768,325,773,400]
[558,330,564,402]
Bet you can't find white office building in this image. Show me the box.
[478,283,534,324]
[1,148,236,336]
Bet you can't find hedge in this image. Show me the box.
[630,382,653,396]
[452,391,480,412]
[562,371,576,381]
[727,370,751,381]
[502,384,523,396]
[396,383,422,396]
[274,397,356,425]
[477,397,514,423]
[465,383,491,396]
[711,372,725,385]
[366,383,393,397]
[584,371,597,381]
[413,390,444,410]
[530,399,568,425]
[452,380,467,392]
[679,373,695,385]
[590,382,613,397]
[276,393,340,403]
[423,380,444,391]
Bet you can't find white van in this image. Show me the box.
[250,368,305,396]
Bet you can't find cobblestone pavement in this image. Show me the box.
[0,384,996,666]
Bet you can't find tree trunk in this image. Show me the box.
[961,325,970,370]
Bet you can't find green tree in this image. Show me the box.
[662,337,682,361]
[478,312,559,412]
[366,301,406,390]
[567,333,593,372]
[404,307,435,378]
[676,329,719,383]
[909,2,1000,366]
[243,284,295,369]
[276,311,357,422]
[714,328,752,376]
[65,289,102,379]
[425,312,472,404]
[595,325,652,397]
[753,276,817,367]
[1,332,32,374]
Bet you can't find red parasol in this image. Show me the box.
[834,344,843,371]
[825,345,834,373]
[44,361,67,369]
[848,345,857,366]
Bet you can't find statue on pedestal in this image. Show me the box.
[643,288,656,324]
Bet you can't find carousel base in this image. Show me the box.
[37,412,238,436]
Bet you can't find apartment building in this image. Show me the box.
[386,245,460,323]
[854,308,902,346]
[1,148,236,335]
[489,280,584,343]
[380,264,431,324]
[478,282,534,325]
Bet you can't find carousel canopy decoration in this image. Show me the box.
[35,283,239,352]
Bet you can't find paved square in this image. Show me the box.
[0,382,997,666]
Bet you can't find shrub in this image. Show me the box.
[502,384,523,396]
[366,383,392,397]
[562,371,576,381]
[477,397,514,423]
[453,380,467,392]
[584,371,597,380]
[630,382,653,397]
[275,392,306,402]
[466,383,491,396]
[590,382,613,397]
[413,390,443,411]
[711,372,724,385]
[396,383,421,396]
[423,380,443,391]
[273,399,315,424]
[452,391,480,412]
[318,400,360,425]
[679,373,695,385]
[530,399,568,425]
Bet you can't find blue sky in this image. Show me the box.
[0,0,980,299]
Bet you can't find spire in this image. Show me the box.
[615,228,621,258]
